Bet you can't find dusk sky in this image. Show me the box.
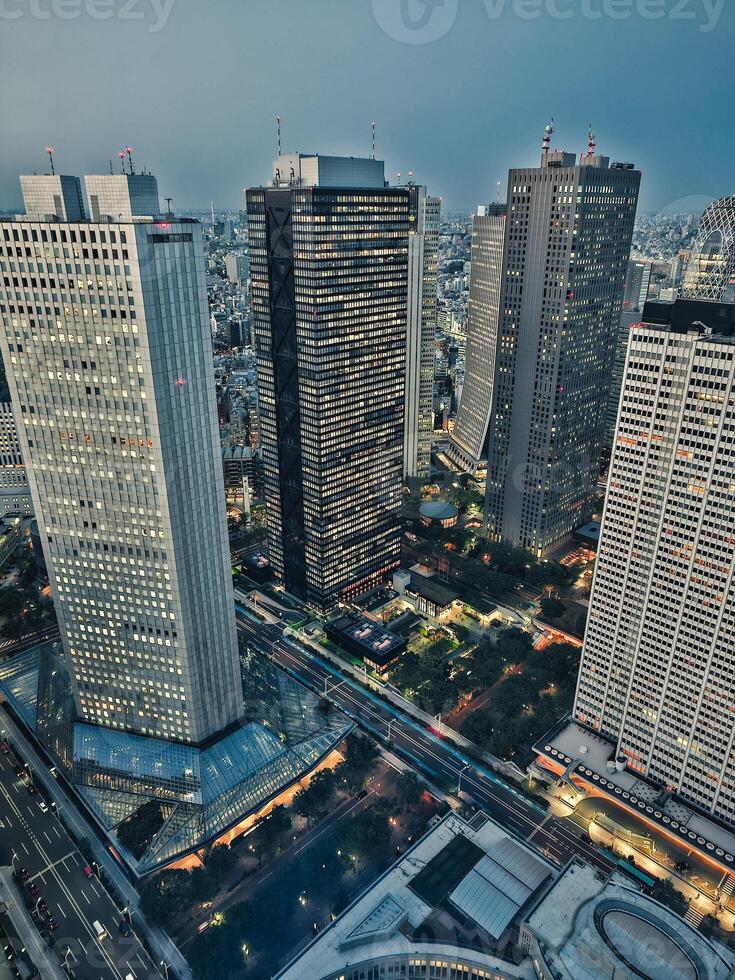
[2,0,733,213]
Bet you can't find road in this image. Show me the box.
[0,743,159,980]
[236,610,612,876]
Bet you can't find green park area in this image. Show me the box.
[138,736,439,979]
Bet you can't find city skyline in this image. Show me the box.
[1,2,733,214]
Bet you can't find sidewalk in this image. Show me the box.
[0,706,192,980]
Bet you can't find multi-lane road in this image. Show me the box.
[0,742,159,980]
[236,610,613,875]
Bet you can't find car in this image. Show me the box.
[28,882,39,896]
[0,739,10,754]
[26,782,36,795]
[18,867,29,881]
[47,917,59,932]
[355,789,367,800]
[83,865,94,879]
[38,899,48,913]
[13,764,23,776]
[118,919,131,937]
[38,801,48,813]
[49,766,58,779]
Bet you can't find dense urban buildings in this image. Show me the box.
[446,204,506,475]
[248,153,411,609]
[682,195,735,303]
[0,399,31,515]
[403,186,440,480]
[574,297,735,823]
[0,169,351,872]
[483,141,641,555]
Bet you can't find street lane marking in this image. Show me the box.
[43,831,52,843]
[57,902,66,917]
[126,966,137,978]
[81,890,90,904]
[21,842,28,854]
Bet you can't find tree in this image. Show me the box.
[0,586,24,618]
[116,800,164,860]
[340,735,378,793]
[139,869,194,929]
[293,769,336,821]
[395,771,423,810]
[205,842,238,882]
[540,595,566,620]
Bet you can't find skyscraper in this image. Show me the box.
[0,170,351,872]
[682,196,735,303]
[403,186,440,480]
[605,260,652,444]
[0,172,240,744]
[446,204,506,475]
[0,400,31,515]
[574,297,735,823]
[622,258,652,311]
[484,138,640,555]
[248,154,411,609]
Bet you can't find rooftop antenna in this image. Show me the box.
[109,159,114,175]
[542,118,554,158]
[211,201,215,226]
[371,121,375,160]
[118,151,126,174]
[126,146,134,174]
[586,124,596,159]
[46,146,55,176]
[276,115,282,157]
[496,180,502,202]
[165,197,173,215]
[407,169,414,187]
[396,171,401,185]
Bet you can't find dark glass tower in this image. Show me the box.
[248,155,411,609]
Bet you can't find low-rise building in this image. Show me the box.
[325,613,406,674]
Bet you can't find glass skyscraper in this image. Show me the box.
[248,154,412,609]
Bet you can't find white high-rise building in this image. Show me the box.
[0,173,241,744]
[575,297,735,822]
[403,187,440,480]
[446,204,506,475]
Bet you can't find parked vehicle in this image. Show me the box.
[92,920,107,941]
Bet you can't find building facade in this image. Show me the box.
[0,173,241,745]
[0,401,31,515]
[484,149,640,555]
[403,187,440,480]
[248,154,410,609]
[574,298,735,823]
[682,196,735,303]
[446,204,506,475]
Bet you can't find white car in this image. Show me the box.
[38,801,48,813]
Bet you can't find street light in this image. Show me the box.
[457,764,470,795]
[160,962,170,980]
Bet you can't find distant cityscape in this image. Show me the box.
[0,121,734,980]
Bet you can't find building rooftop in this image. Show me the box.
[419,500,459,521]
[328,613,404,657]
[276,811,548,980]
[406,573,460,609]
[524,860,735,980]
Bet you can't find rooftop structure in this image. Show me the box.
[276,810,553,980]
[325,613,406,674]
[419,500,459,527]
[521,859,735,979]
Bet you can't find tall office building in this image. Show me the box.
[622,258,652,311]
[682,196,735,303]
[446,204,506,475]
[403,187,440,480]
[484,140,640,555]
[248,154,411,609]
[0,170,350,871]
[0,172,240,744]
[0,401,31,515]
[604,260,653,444]
[574,297,735,823]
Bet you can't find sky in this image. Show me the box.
[1,0,733,214]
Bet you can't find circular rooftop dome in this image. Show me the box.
[598,907,699,980]
[420,501,459,527]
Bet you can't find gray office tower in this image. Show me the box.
[0,171,350,872]
[248,154,414,609]
[446,204,506,475]
[483,140,640,556]
[605,260,653,444]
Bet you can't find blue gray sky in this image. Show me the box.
[1,0,733,213]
